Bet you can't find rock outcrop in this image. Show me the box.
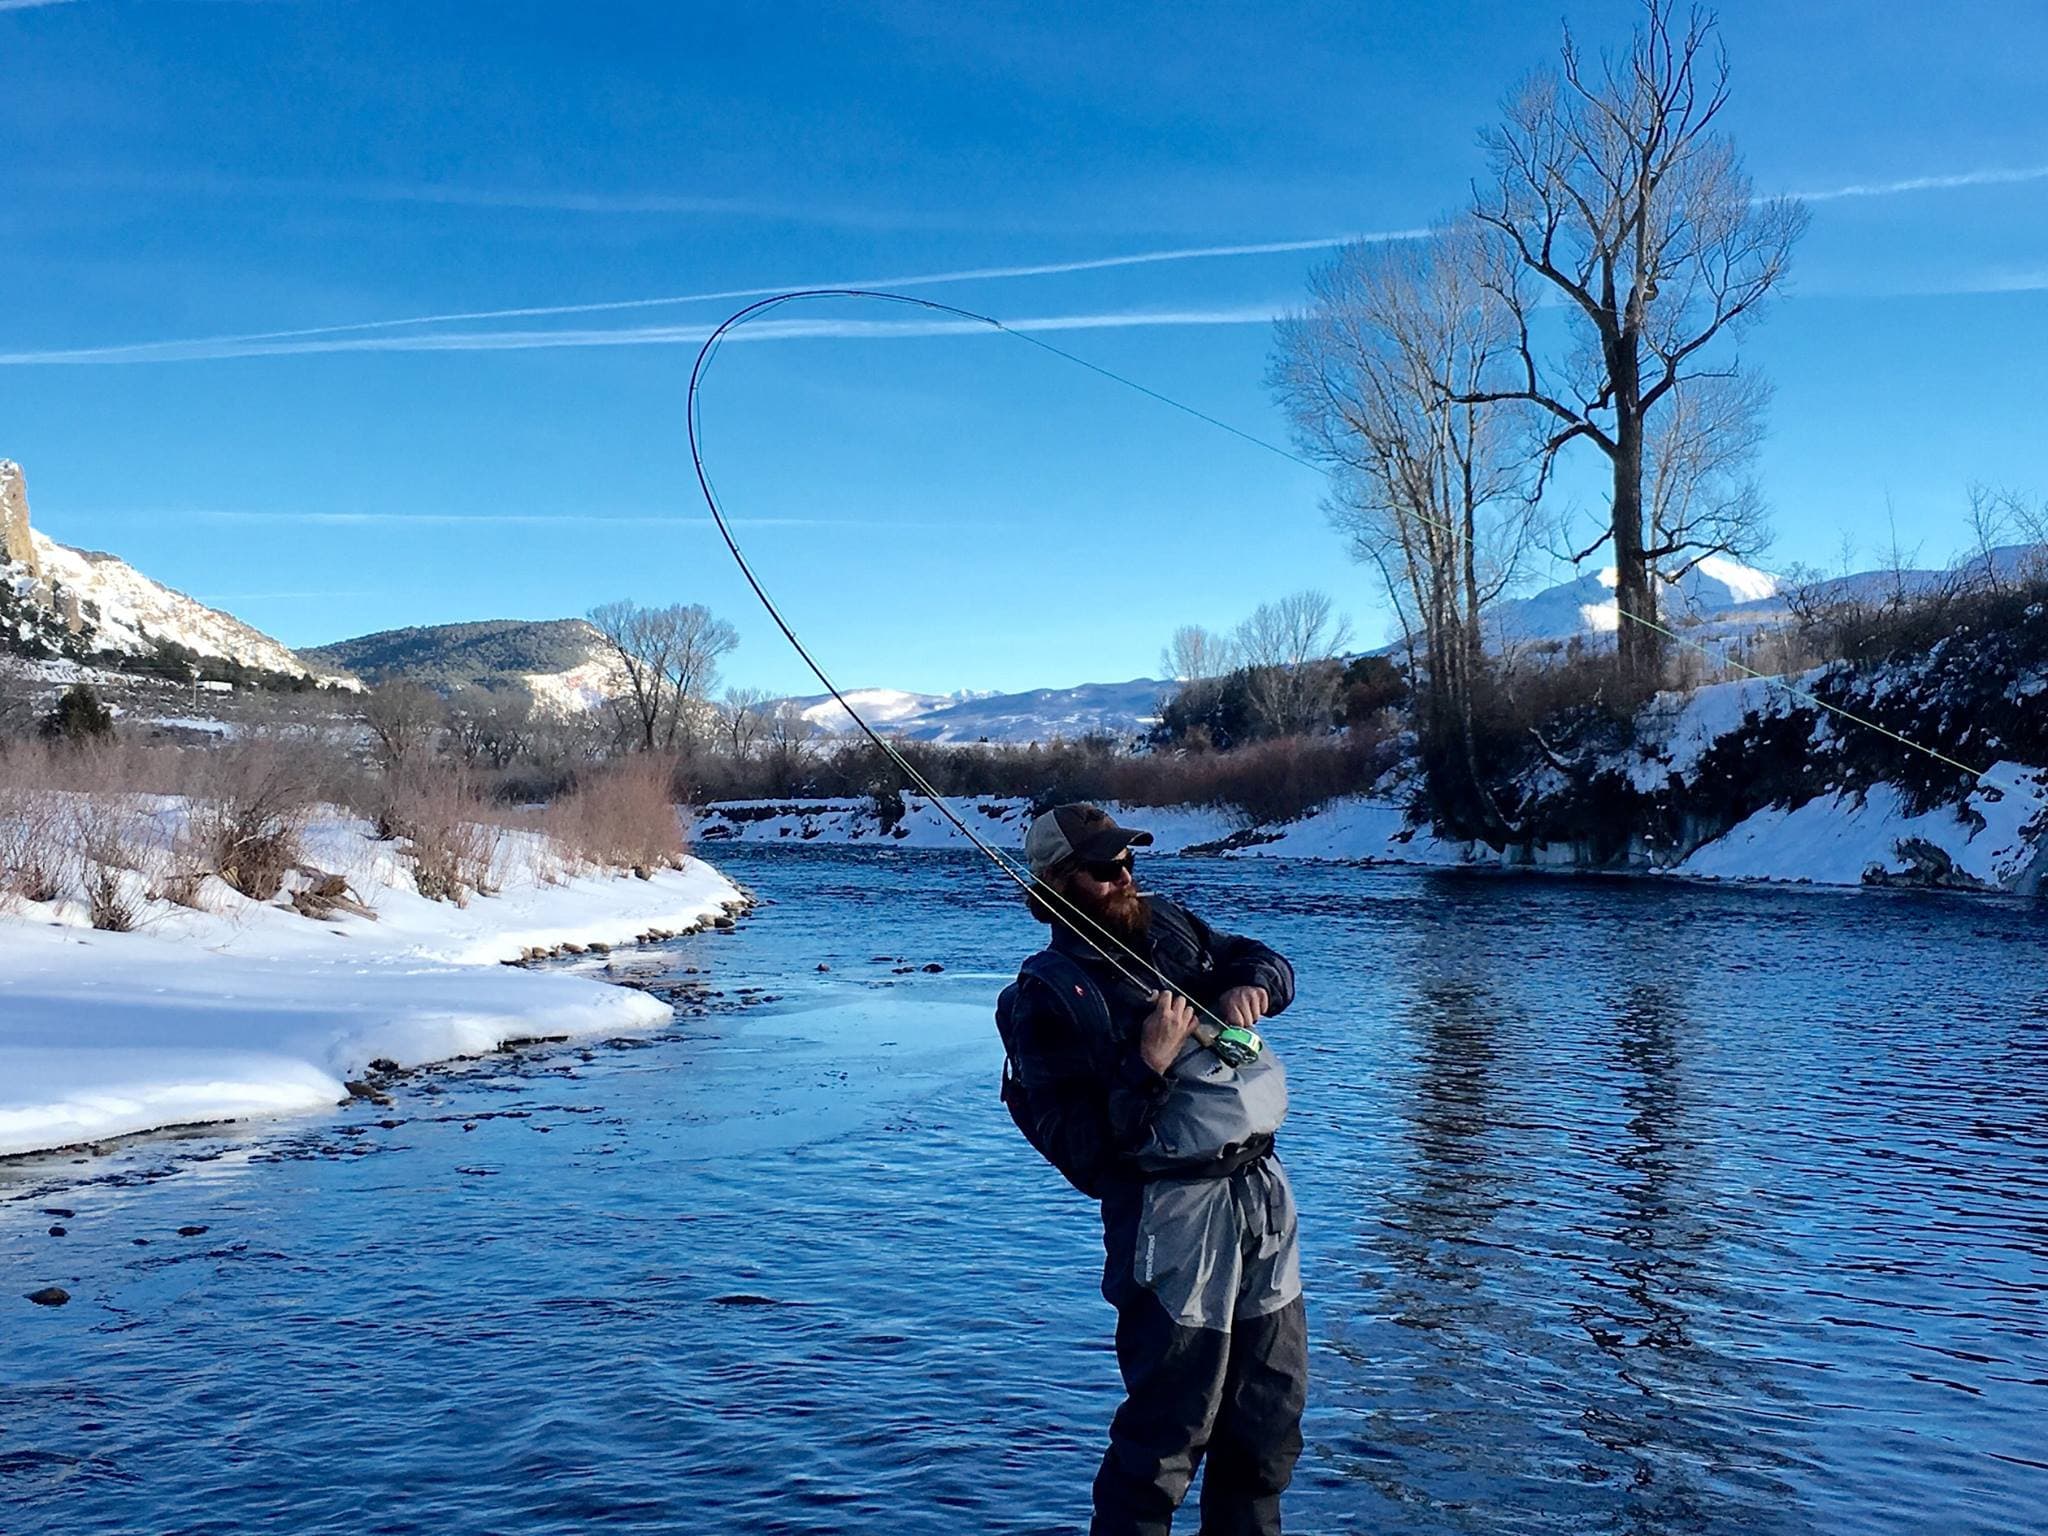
[0,460,39,578]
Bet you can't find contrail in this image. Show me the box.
[0,304,1291,366]
[163,510,974,529]
[2,233,1415,366]
[1789,163,2048,202]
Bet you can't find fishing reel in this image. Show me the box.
[1194,1020,1264,1068]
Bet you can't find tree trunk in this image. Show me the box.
[1609,336,1660,699]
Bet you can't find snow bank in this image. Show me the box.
[1214,796,1472,865]
[700,793,1470,867]
[0,806,744,1157]
[1674,763,2048,889]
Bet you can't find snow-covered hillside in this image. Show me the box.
[26,534,352,683]
[0,460,351,685]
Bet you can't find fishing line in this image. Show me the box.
[687,289,2041,971]
[688,289,1257,1046]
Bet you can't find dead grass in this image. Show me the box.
[184,736,320,902]
[544,755,687,877]
[380,766,503,906]
[0,754,65,905]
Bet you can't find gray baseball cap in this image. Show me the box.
[1024,803,1154,878]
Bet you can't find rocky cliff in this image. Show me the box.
[0,461,39,578]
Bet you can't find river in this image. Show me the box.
[4,847,2045,1535]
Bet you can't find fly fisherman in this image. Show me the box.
[996,804,1307,1536]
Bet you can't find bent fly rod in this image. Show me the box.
[686,288,1269,1056]
[686,289,2043,1009]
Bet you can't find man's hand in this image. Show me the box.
[1217,985,1270,1031]
[1140,991,1199,1075]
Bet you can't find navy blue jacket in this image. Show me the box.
[999,896,1295,1199]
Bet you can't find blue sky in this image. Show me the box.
[3,0,2045,696]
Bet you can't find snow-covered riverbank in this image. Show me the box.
[0,810,745,1158]
[699,734,2048,894]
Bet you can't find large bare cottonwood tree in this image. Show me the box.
[1272,224,1533,830]
[1464,0,1806,692]
[588,600,739,753]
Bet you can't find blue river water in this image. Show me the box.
[3,847,2046,1535]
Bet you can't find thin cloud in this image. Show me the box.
[0,0,79,10]
[1788,164,2048,202]
[155,510,966,529]
[0,304,1286,366]
[4,232,1414,365]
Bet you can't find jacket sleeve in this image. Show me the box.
[1008,973,1170,1195]
[1182,905,1296,1016]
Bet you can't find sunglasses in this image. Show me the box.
[1077,855,1135,883]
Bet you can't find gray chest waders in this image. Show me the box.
[1015,947,1304,1332]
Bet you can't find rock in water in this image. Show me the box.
[25,1287,70,1307]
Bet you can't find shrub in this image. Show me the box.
[380,767,502,905]
[40,683,114,744]
[544,754,686,876]
[66,792,148,932]
[0,750,64,904]
[186,737,319,901]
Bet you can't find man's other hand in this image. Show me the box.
[1218,985,1270,1031]
[1140,992,1199,1075]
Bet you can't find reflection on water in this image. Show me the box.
[3,851,2045,1535]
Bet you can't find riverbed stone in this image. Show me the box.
[25,1287,69,1307]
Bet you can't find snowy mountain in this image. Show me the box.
[789,687,978,734]
[0,460,353,686]
[780,677,1168,745]
[1486,555,1780,647]
[1483,547,2048,652]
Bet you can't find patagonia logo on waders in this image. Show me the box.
[1143,1234,1157,1283]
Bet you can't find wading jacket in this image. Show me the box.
[996,897,1295,1200]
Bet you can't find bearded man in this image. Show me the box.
[995,803,1307,1536]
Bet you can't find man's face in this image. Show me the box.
[1063,851,1145,939]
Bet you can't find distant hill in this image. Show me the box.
[303,618,619,705]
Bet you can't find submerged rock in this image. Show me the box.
[25,1287,70,1307]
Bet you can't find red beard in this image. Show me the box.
[1077,884,1149,944]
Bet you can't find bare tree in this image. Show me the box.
[758,700,818,794]
[718,686,775,759]
[1160,625,1236,685]
[1272,225,1533,829]
[1232,590,1354,738]
[1463,0,1807,693]
[447,689,538,771]
[362,682,444,772]
[587,600,739,753]
[1642,367,1772,594]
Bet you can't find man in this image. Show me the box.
[995,803,1308,1536]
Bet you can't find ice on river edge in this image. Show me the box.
[0,809,745,1159]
